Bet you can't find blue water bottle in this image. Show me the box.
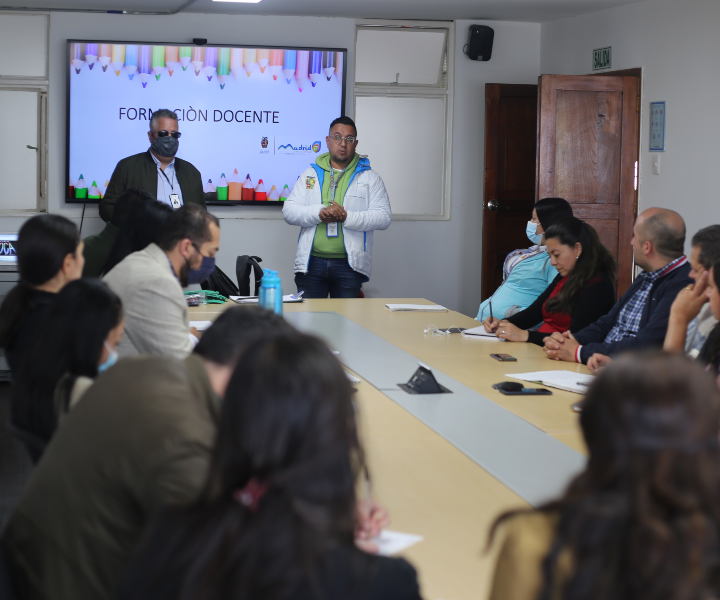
[259,270,283,315]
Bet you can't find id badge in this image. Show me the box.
[169,194,182,209]
[327,222,339,237]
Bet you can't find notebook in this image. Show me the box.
[385,304,447,312]
[461,325,503,341]
[507,371,594,394]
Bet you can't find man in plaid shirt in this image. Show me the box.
[543,208,692,364]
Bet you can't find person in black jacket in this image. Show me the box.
[545,207,692,364]
[0,215,84,375]
[119,331,423,600]
[483,217,616,346]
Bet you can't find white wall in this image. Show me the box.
[541,0,720,252]
[0,12,541,316]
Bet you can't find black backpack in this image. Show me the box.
[200,266,240,298]
[235,255,264,296]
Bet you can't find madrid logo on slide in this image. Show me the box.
[277,141,322,155]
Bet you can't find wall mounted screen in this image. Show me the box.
[66,41,347,206]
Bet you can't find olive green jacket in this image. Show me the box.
[81,222,119,278]
[99,150,205,223]
[1,354,218,600]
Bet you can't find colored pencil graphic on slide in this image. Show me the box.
[296,51,309,92]
[216,174,229,201]
[88,180,101,200]
[269,49,283,80]
[243,48,257,77]
[230,48,243,81]
[165,46,179,75]
[98,44,112,72]
[71,43,85,74]
[309,51,322,87]
[267,185,279,201]
[179,46,192,71]
[283,50,297,84]
[335,51,343,84]
[228,169,242,200]
[323,51,335,80]
[279,184,290,202]
[217,47,230,88]
[85,43,98,70]
[124,45,138,80]
[139,45,152,88]
[112,44,126,76]
[204,47,218,81]
[242,174,255,200]
[152,45,165,80]
[204,179,216,194]
[257,48,270,73]
[75,174,87,199]
[191,47,204,76]
[101,180,109,198]
[254,179,267,201]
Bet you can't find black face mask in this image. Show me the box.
[151,135,179,158]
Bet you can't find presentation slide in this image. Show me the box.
[66,42,346,204]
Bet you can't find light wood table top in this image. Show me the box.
[190,298,588,599]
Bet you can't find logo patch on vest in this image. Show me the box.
[306,176,316,189]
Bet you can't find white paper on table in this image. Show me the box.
[189,320,213,332]
[385,304,447,312]
[229,295,304,304]
[371,530,423,556]
[461,325,505,341]
[507,370,594,394]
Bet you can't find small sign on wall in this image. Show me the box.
[593,46,612,71]
[649,101,666,152]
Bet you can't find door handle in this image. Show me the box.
[487,200,499,211]
[26,145,37,150]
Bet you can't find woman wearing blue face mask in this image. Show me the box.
[11,279,124,460]
[476,198,573,322]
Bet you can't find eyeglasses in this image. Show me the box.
[329,133,356,144]
[152,130,182,139]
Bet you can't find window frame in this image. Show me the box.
[0,11,49,216]
[353,20,454,221]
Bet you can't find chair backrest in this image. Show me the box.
[6,421,46,465]
[0,541,19,600]
[236,256,264,296]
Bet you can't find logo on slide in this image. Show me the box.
[277,141,322,155]
[261,137,269,149]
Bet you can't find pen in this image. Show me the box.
[576,381,590,387]
[489,300,497,333]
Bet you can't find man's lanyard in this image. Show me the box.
[158,164,175,194]
[158,163,181,208]
[329,167,345,205]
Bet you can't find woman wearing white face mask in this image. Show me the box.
[11,279,124,461]
[477,198,573,322]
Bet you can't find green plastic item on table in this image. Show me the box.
[184,290,229,304]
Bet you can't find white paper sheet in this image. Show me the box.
[229,295,304,304]
[371,530,423,556]
[385,304,447,312]
[461,325,504,341]
[189,320,213,332]
[507,370,594,394]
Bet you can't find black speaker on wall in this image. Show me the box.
[464,25,494,61]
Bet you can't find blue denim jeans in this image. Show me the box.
[295,256,368,299]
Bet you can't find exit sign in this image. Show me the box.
[593,46,612,70]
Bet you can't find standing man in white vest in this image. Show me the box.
[283,116,392,298]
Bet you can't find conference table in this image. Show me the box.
[189,298,590,600]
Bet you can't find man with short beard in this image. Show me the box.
[99,108,205,223]
[103,204,220,359]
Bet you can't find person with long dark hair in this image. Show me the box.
[488,351,720,600]
[100,196,173,276]
[11,279,124,452]
[119,332,423,600]
[0,215,84,374]
[483,217,616,345]
[477,198,574,322]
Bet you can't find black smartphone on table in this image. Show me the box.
[490,353,517,362]
[492,381,552,396]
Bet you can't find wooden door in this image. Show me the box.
[536,75,639,296]
[481,84,538,301]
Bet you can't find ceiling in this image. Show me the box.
[1,0,648,22]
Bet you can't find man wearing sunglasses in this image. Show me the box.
[283,116,392,298]
[99,108,205,224]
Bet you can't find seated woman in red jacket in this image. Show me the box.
[483,217,616,346]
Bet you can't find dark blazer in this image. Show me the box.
[99,150,205,223]
[574,260,692,363]
[506,272,616,346]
